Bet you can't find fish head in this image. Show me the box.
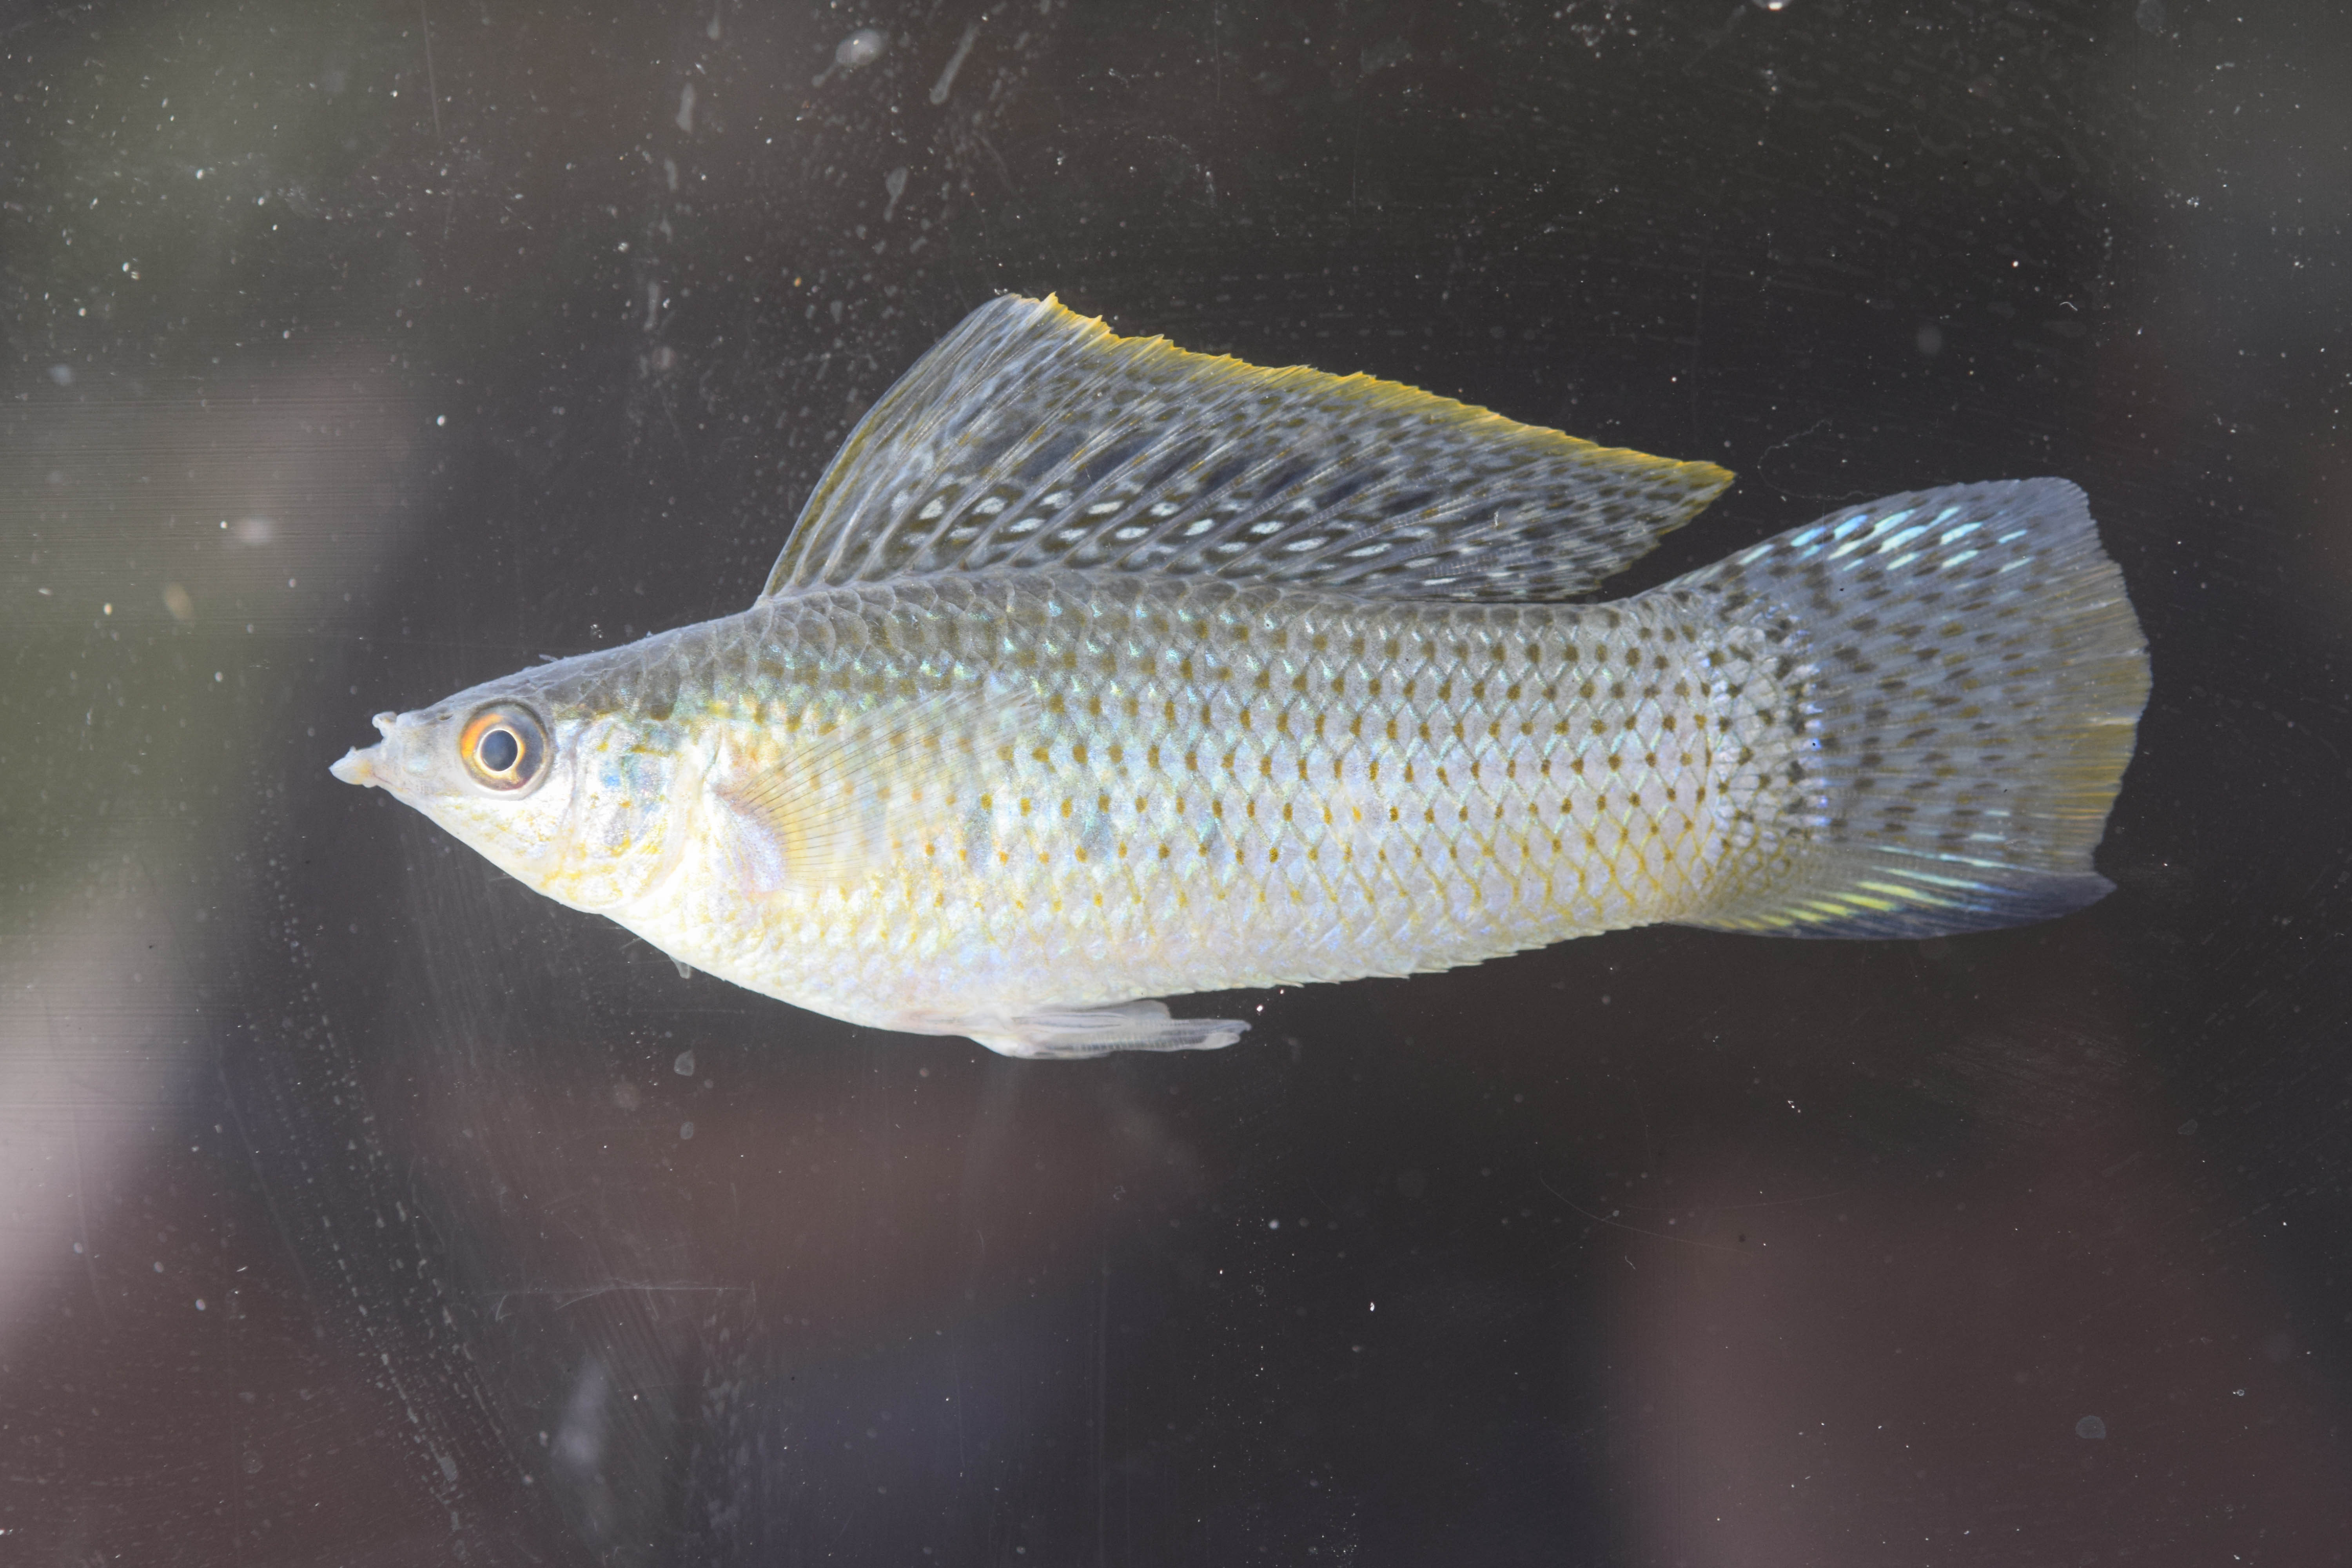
[330,668,695,913]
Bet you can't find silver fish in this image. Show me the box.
[332,295,2149,1056]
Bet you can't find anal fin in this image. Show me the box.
[959,1000,1248,1060]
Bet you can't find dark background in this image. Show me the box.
[3,0,2348,1563]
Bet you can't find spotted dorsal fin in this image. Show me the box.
[759,294,1731,604]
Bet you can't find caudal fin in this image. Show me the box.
[1676,479,2149,939]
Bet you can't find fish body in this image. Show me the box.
[335,296,2149,1056]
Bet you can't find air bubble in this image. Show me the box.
[835,28,887,70]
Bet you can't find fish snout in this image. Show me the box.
[334,711,424,787]
[330,744,382,787]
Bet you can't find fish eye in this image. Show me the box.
[457,703,548,793]
[478,727,520,773]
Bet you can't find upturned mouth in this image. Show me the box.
[330,713,401,787]
[329,744,381,787]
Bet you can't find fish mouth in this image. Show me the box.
[330,745,381,787]
[330,713,401,788]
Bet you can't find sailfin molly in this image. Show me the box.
[330,294,2150,1057]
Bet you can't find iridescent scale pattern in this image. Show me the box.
[537,572,1811,1034]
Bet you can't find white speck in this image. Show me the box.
[930,22,980,105]
[436,414,447,426]
[195,1298,206,1311]
[1267,1218,1280,1229]
[836,27,887,69]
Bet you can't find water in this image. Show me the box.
[3,2,2347,1563]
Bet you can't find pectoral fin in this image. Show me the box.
[704,683,1035,896]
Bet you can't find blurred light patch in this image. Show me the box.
[0,849,213,1355]
[2,352,422,632]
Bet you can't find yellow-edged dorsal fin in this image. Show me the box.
[760,293,1731,604]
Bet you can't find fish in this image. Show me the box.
[331,294,2150,1058]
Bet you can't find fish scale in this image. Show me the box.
[593,573,1783,1041]
[332,294,2146,1057]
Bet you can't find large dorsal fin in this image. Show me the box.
[759,294,1731,604]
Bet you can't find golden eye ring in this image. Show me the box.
[458,703,548,793]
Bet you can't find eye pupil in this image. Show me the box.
[459,704,545,791]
